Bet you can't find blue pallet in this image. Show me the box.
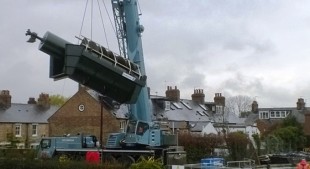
[201,158,224,168]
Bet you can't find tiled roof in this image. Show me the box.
[0,104,59,123]
[245,107,309,125]
[210,111,245,124]
[152,98,211,122]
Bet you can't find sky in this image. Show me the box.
[1,0,310,108]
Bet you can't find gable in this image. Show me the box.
[48,89,101,120]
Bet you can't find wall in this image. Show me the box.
[48,89,121,144]
[0,123,49,148]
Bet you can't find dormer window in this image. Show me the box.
[165,101,170,111]
[259,111,269,119]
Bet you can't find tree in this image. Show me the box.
[178,133,224,163]
[273,116,306,151]
[49,94,69,106]
[225,131,250,161]
[252,133,261,156]
[264,116,306,152]
[225,95,253,117]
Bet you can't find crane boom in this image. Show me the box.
[25,0,177,149]
[112,0,151,122]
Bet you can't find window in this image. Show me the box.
[15,124,22,137]
[270,111,275,118]
[120,121,126,132]
[172,102,182,109]
[181,101,192,110]
[199,104,207,111]
[165,101,170,111]
[196,111,205,116]
[126,121,137,134]
[40,139,51,149]
[276,111,280,118]
[216,106,223,114]
[259,111,269,119]
[32,124,38,136]
[136,122,149,136]
[281,111,286,118]
[203,111,209,116]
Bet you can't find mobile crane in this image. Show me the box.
[26,0,185,165]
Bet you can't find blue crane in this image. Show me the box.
[25,0,176,149]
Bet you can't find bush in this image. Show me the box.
[178,133,224,163]
[129,156,164,169]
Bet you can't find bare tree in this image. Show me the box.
[225,95,252,117]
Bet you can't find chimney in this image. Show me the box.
[252,100,258,113]
[28,97,37,104]
[37,93,50,109]
[297,98,305,110]
[165,86,180,102]
[0,90,12,109]
[191,89,205,104]
[214,93,225,106]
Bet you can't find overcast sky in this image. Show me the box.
[1,0,310,108]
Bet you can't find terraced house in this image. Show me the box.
[0,91,58,148]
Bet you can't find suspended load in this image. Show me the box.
[26,30,146,103]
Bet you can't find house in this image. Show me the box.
[48,86,125,145]
[0,87,126,149]
[149,87,255,136]
[151,86,212,134]
[1,85,259,149]
[245,98,310,136]
[0,90,58,148]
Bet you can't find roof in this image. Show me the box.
[152,99,210,122]
[86,89,128,119]
[245,107,309,125]
[0,104,59,123]
[210,111,245,124]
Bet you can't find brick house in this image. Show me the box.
[246,98,310,136]
[48,86,125,145]
[0,87,126,148]
[0,90,58,148]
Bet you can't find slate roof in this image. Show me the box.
[191,122,211,132]
[106,94,212,124]
[86,89,128,119]
[0,104,59,123]
[210,111,245,124]
[245,107,309,125]
[244,113,259,125]
[151,96,211,122]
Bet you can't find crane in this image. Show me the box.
[25,0,185,164]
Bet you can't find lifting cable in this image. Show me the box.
[98,0,111,49]
[78,0,89,44]
[90,0,93,40]
[101,0,117,50]
[77,0,114,50]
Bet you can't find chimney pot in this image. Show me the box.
[214,93,225,106]
[28,97,37,104]
[37,93,50,109]
[297,98,305,110]
[165,86,180,102]
[191,88,205,104]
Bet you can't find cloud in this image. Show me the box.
[1,0,310,108]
